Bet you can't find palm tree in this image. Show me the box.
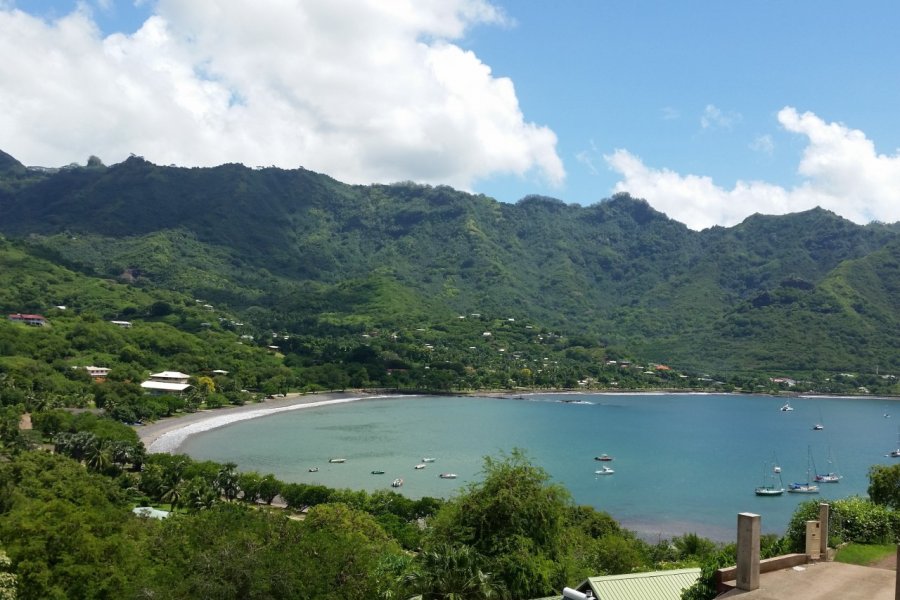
[215,462,240,501]
[84,438,112,473]
[185,478,218,511]
[161,479,187,511]
[405,544,500,600]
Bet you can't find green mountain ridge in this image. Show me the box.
[1,151,898,377]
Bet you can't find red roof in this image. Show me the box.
[8,313,46,320]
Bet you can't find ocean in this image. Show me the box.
[177,393,898,541]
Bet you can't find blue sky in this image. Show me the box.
[3,1,899,229]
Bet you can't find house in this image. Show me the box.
[566,567,701,600]
[8,313,48,326]
[132,506,170,519]
[110,320,132,328]
[84,366,111,381]
[141,371,192,394]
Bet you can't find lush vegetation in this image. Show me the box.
[0,151,897,385]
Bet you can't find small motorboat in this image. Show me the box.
[814,472,842,483]
[813,424,824,430]
[308,467,319,473]
[329,458,346,463]
[422,457,436,462]
[439,473,458,479]
[594,454,613,462]
[391,478,403,487]
[595,466,615,475]
[371,470,385,475]
[414,463,427,470]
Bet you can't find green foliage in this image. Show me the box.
[784,497,900,549]
[1,153,898,380]
[426,449,573,598]
[680,546,736,600]
[0,452,150,600]
[868,463,900,509]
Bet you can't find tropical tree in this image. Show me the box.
[868,463,900,509]
[425,449,571,598]
[406,544,500,600]
[185,477,219,511]
[257,474,281,505]
[215,462,240,501]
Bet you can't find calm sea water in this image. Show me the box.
[178,393,898,541]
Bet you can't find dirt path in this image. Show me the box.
[870,551,897,571]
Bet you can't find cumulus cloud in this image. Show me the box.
[606,107,900,230]
[0,0,563,190]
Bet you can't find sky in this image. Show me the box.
[2,1,899,230]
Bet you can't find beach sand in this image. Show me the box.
[135,391,399,453]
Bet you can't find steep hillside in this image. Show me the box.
[1,151,897,376]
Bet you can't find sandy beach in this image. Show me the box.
[135,391,402,453]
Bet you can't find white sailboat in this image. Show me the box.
[788,447,820,494]
[814,447,842,483]
[755,461,785,496]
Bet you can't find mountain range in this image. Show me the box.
[1,149,898,377]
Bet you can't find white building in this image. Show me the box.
[141,371,192,394]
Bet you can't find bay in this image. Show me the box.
[177,393,898,541]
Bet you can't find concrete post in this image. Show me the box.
[819,503,829,559]
[737,512,761,591]
[895,545,900,600]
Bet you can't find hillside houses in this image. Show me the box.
[141,371,192,394]
[7,313,48,326]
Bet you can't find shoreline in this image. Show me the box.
[136,388,900,454]
[136,391,409,453]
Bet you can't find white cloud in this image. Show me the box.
[660,106,680,121]
[749,134,774,155]
[700,104,740,130]
[606,107,900,230]
[575,139,600,175]
[0,0,563,190]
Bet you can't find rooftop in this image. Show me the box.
[579,567,701,600]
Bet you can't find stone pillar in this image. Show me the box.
[819,503,829,559]
[737,512,761,591]
[895,545,900,600]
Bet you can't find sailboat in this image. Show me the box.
[813,447,842,483]
[755,462,785,496]
[787,447,820,494]
[890,428,900,457]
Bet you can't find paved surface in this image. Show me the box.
[720,561,896,600]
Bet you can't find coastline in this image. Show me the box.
[136,391,407,453]
[137,388,900,454]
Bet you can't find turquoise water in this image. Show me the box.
[178,393,898,541]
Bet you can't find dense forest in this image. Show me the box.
[1,149,898,381]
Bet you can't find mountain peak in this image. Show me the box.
[0,149,26,176]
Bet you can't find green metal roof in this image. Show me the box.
[580,568,701,600]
